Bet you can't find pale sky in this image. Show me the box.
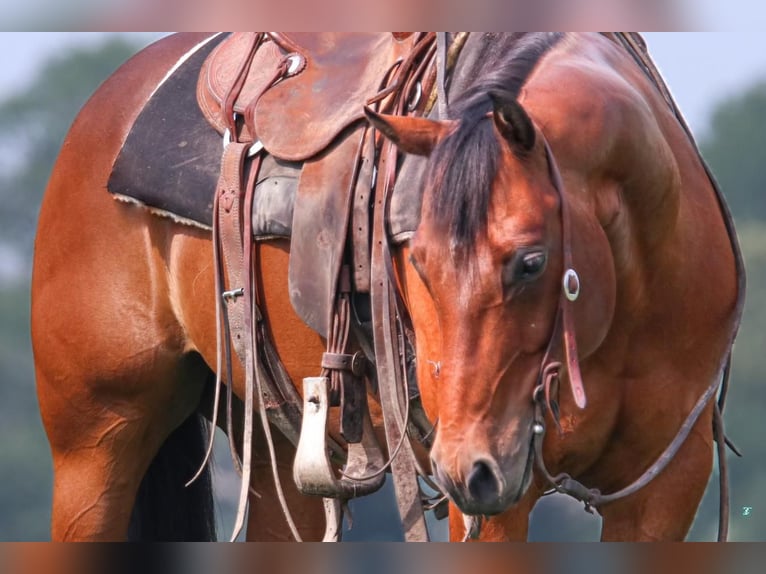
[0,32,765,141]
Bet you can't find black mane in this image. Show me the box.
[427,33,564,251]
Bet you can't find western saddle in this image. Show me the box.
[196,32,443,541]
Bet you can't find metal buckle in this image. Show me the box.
[407,81,422,111]
[562,268,580,301]
[285,53,304,76]
[222,287,244,302]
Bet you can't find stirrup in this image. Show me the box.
[293,377,385,498]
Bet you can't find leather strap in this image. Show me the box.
[537,140,586,418]
[532,361,724,515]
[215,141,305,540]
[370,122,429,543]
[222,33,262,137]
[217,142,250,362]
[351,129,376,292]
[365,36,444,541]
[360,33,445,540]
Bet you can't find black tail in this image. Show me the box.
[128,413,217,541]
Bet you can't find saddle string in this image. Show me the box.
[227,40,319,540]
[241,151,304,542]
[186,184,231,488]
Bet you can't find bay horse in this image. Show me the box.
[31,32,741,541]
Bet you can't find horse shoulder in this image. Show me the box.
[522,46,686,269]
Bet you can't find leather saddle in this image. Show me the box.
[197,33,432,339]
[196,31,446,540]
[198,32,437,501]
[198,32,421,161]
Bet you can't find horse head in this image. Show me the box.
[367,89,616,516]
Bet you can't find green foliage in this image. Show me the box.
[701,80,766,222]
[685,223,766,541]
[0,36,145,541]
[692,82,766,540]
[0,37,143,265]
[0,285,50,541]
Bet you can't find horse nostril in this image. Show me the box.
[467,460,500,503]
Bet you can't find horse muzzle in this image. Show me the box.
[430,443,535,516]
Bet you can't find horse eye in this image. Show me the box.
[504,248,547,287]
[520,251,547,278]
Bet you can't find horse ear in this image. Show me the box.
[492,99,536,152]
[364,107,452,156]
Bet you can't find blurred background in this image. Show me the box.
[1,32,765,541]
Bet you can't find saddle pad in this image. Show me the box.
[201,33,420,161]
[108,33,299,239]
[108,34,225,228]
